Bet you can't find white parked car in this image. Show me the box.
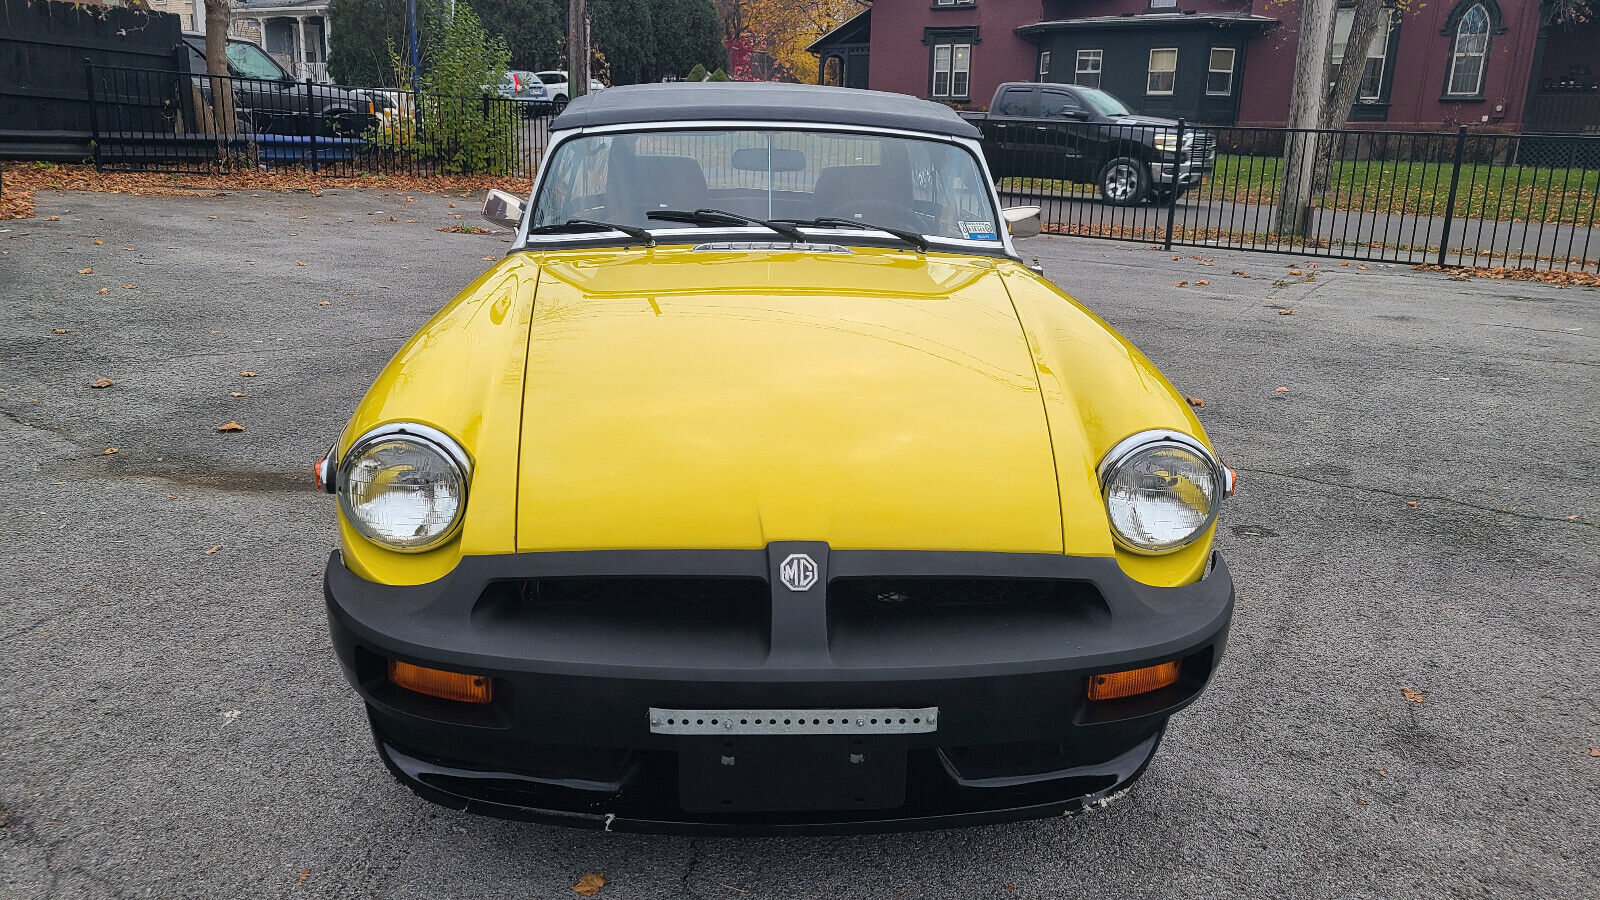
[533,70,606,103]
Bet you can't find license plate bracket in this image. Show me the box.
[677,735,907,813]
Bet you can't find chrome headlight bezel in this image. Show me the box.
[1096,429,1225,555]
[336,423,472,553]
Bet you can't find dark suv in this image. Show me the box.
[961,82,1216,206]
[181,34,377,136]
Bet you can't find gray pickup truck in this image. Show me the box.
[960,82,1215,206]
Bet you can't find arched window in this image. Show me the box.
[1446,3,1490,96]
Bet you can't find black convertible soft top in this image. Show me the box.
[550,82,982,139]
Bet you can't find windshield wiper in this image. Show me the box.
[773,217,929,254]
[646,208,806,243]
[527,218,655,245]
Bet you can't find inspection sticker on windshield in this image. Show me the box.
[960,221,998,240]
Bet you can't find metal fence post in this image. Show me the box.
[1164,118,1184,251]
[1437,125,1467,267]
[306,77,319,174]
[83,58,102,171]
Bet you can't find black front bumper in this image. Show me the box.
[325,543,1233,834]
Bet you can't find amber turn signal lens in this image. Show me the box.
[1086,660,1181,701]
[387,659,492,704]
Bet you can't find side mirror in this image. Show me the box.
[1002,205,1042,239]
[482,189,526,230]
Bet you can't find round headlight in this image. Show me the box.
[337,425,470,552]
[1098,431,1222,553]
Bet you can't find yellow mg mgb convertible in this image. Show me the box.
[318,83,1236,834]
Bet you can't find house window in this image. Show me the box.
[1076,49,1102,89]
[1332,8,1394,102]
[1206,48,1236,96]
[933,0,973,6]
[931,42,971,98]
[1147,48,1177,95]
[1446,3,1490,96]
[1039,50,1051,79]
[1150,0,1177,8]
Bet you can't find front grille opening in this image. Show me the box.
[830,577,1104,614]
[826,578,1109,667]
[472,577,771,665]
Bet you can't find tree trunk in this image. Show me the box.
[568,0,590,99]
[203,0,237,135]
[1312,0,1388,195]
[1273,0,1337,238]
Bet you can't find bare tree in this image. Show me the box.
[1313,0,1389,193]
[203,0,237,133]
[1272,0,1336,237]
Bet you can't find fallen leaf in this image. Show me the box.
[448,201,457,208]
[90,378,115,388]
[100,447,118,455]
[216,421,246,432]
[204,545,221,555]
[1401,688,1425,703]
[96,287,109,295]
[1232,269,1246,275]
[406,219,417,223]
[295,260,307,266]
[78,267,93,274]
[1378,769,1387,776]
[1288,269,1303,275]
[1185,395,1206,408]
[46,215,59,221]
[298,869,310,885]
[1340,261,1350,267]
[122,284,136,290]
[345,291,356,296]
[1195,280,1210,286]
[93,239,103,245]
[1175,280,1188,287]
[1407,501,1419,508]
[240,371,258,377]
[208,215,219,220]
[121,246,133,251]
[317,300,332,306]
[1278,309,1294,316]
[573,873,605,897]
[1274,386,1288,393]
[1590,747,1599,757]
[52,328,67,334]
[1357,264,1369,270]
[388,216,398,222]
[297,215,309,220]
[230,391,245,397]
[1568,515,1578,520]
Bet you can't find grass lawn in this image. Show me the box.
[999,154,1600,225]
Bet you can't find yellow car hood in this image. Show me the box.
[516,247,1067,553]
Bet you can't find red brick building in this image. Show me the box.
[809,0,1600,133]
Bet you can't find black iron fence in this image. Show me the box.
[79,62,1600,273]
[993,122,1600,273]
[85,61,560,178]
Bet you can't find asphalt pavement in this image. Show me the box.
[1,189,1596,899]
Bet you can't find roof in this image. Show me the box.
[1017,13,1277,36]
[550,83,981,139]
[806,7,872,53]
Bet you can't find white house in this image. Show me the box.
[228,0,332,82]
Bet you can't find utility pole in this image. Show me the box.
[407,0,421,92]
[568,0,590,99]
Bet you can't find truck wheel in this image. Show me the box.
[1098,158,1149,206]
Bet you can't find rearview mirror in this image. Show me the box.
[730,147,807,172]
[482,189,525,230]
[1002,205,1042,239]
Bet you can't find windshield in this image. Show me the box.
[225,41,287,80]
[1077,88,1132,117]
[530,128,1002,244]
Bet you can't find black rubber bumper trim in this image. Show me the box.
[374,729,1165,835]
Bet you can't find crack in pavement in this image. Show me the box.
[1234,465,1597,528]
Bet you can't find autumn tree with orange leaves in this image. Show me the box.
[714,0,865,82]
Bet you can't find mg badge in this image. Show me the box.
[779,553,818,592]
